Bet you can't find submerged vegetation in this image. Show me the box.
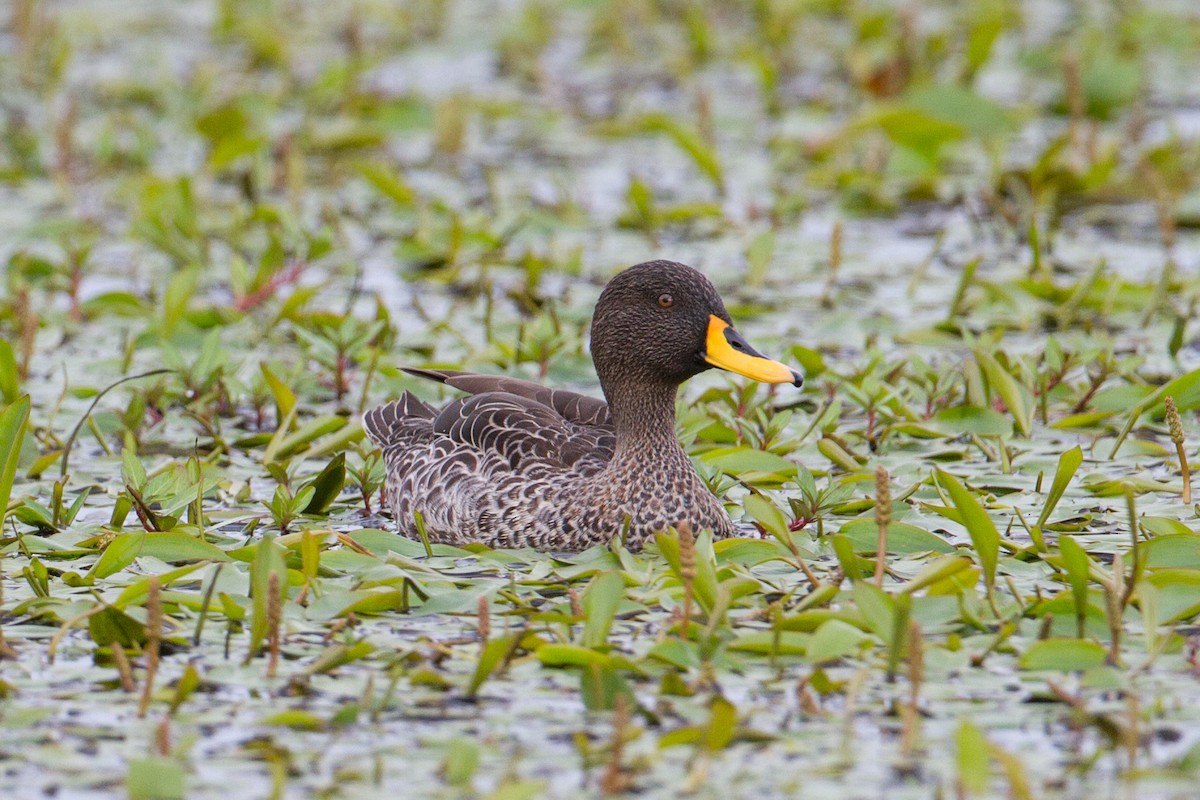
[2,0,1200,797]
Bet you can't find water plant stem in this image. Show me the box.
[1166,397,1190,504]
[137,576,162,717]
[873,466,891,587]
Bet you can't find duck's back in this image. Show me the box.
[363,369,616,547]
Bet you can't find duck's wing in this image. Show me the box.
[363,374,613,546]
[431,391,612,472]
[362,391,437,448]
[401,368,614,473]
[403,367,611,427]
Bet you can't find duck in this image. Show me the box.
[363,260,803,551]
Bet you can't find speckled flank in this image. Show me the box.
[363,261,781,551]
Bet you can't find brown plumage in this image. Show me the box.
[363,260,802,551]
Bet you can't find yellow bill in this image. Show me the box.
[703,316,803,386]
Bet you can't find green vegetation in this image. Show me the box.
[2,0,1200,797]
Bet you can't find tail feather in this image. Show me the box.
[363,392,436,446]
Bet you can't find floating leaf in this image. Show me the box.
[1144,571,1200,623]
[127,758,185,800]
[932,405,1013,437]
[806,619,872,664]
[839,520,955,554]
[1019,638,1108,671]
[139,532,231,563]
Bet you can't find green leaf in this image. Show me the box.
[168,664,202,714]
[1081,53,1141,119]
[305,588,409,620]
[936,469,999,592]
[139,532,231,563]
[851,581,895,641]
[655,529,719,615]
[713,538,795,566]
[270,414,347,462]
[0,340,18,404]
[306,640,375,674]
[1140,582,1161,654]
[1019,638,1108,671]
[581,571,624,649]
[625,113,724,192]
[1057,535,1092,635]
[1036,446,1083,530]
[838,520,955,554]
[440,738,480,787]
[703,696,738,752]
[743,493,790,539]
[537,643,611,668]
[906,85,1012,139]
[259,362,297,422]
[727,630,810,656]
[113,565,204,609]
[89,605,148,647]
[932,405,1013,437]
[831,533,872,580]
[806,619,872,664]
[88,532,147,581]
[0,395,30,532]
[1142,534,1200,568]
[973,349,1032,436]
[467,631,521,696]
[956,721,990,795]
[857,104,965,163]
[1109,368,1200,458]
[1140,517,1195,536]
[127,757,186,800]
[1144,570,1200,623]
[488,779,548,800]
[261,709,326,731]
[121,447,148,490]
[1156,368,1200,413]
[162,268,199,334]
[301,529,321,579]
[579,664,635,712]
[246,535,288,660]
[700,447,798,479]
[899,555,975,595]
[301,452,346,514]
[355,160,416,206]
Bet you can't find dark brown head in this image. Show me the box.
[589,260,802,401]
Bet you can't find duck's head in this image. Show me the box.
[590,260,803,396]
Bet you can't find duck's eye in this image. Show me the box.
[657,293,674,308]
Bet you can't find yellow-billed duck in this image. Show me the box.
[363,260,802,550]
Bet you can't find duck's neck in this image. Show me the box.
[605,379,687,458]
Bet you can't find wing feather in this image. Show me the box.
[403,367,611,427]
[432,392,611,471]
